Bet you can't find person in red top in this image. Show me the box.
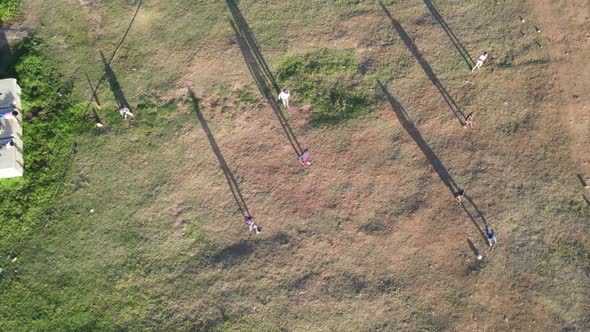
[299,148,312,167]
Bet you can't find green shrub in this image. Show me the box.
[0,0,20,24]
[275,49,374,125]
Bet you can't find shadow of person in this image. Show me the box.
[100,50,130,110]
[576,174,589,188]
[189,90,251,218]
[378,80,458,194]
[467,237,480,257]
[0,30,12,77]
[379,1,466,126]
[423,0,474,70]
[81,0,142,123]
[378,80,488,242]
[228,17,303,158]
[225,0,280,95]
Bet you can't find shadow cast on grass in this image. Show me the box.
[423,0,474,70]
[379,1,466,126]
[227,0,303,158]
[208,232,290,267]
[100,50,130,109]
[378,80,487,243]
[84,72,103,125]
[225,0,280,94]
[82,0,142,119]
[378,80,458,194]
[467,237,480,257]
[0,30,12,77]
[576,174,588,188]
[210,241,253,266]
[189,91,251,218]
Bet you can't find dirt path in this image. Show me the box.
[530,0,590,174]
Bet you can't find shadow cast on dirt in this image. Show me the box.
[423,0,474,70]
[209,231,291,267]
[379,1,466,126]
[190,90,251,218]
[378,80,487,243]
[0,30,12,77]
[226,0,303,158]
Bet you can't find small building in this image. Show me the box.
[0,78,23,178]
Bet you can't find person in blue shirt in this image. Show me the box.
[485,225,497,251]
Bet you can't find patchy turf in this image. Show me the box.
[1,0,589,330]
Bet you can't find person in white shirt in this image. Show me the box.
[118,107,134,119]
[278,89,291,109]
[471,52,489,72]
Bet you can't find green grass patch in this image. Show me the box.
[0,0,20,24]
[275,49,375,125]
[0,36,86,256]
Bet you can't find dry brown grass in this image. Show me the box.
[2,0,589,330]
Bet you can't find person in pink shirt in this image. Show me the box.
[0,110,18,120]
[244,216,261,234]
[298,148,312,167]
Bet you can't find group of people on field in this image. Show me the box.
[244,53,495,242]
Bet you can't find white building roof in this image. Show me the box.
[0,78,23,178]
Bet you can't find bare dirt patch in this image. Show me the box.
[531,0,590,174]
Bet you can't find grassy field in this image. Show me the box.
[1,0,589,330]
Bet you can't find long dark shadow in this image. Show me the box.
[100,51,130,109]
[378,80,458,194]
[583,194,590,207]
[82,0,142,118]
[461,203,486,241]
[464,194,487,225]
[189,90,251,218]
[85,72,102,107]
[0,30,11,77]
[379,1,466,125]
[108,0,143,62]
[466,238,480,257]
[230,20,302,157]
[85,73,103,125]
[423,0,474,70]
[225,0,280,95]
[576,174,588,188]
[379,81,488,242]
